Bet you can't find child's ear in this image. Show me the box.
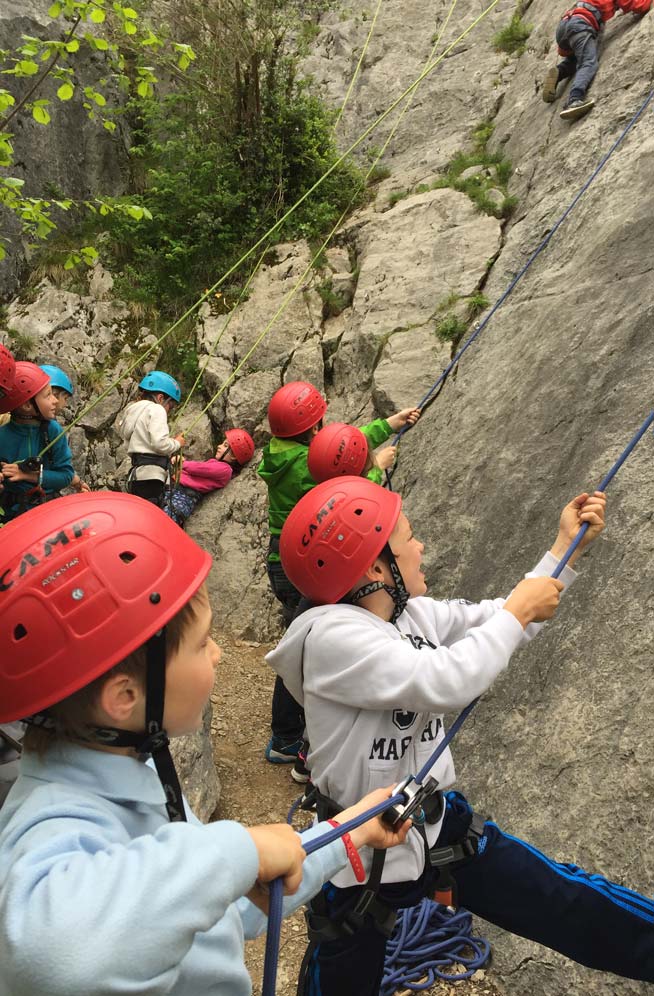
[363,559,385,582]
[97,673,143,726]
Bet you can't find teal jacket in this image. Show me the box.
[258,418,393,561]
[0,418,74,520]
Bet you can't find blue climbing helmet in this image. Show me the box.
[138,370,182,403]
[40,364,73,396]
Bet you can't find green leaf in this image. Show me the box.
[64,254,77,270]
[48,1,63,15]
[90,8,106,22]
[123,20,137,35]
[126,205,144,220]
[178,54,190,71]
[0,243,5,261]
[32,105,51,125]
[65,39,80,53]
[136,80,150,98]
[103,119,117,132]
[92,91,106,106]
[99,204,110,215]
[93,37,109,50]
[57,82,74,100]
[17,60,39,75]
[3,177,24,188]
[0,90,15,112]
[80,245,99,264]
[122,7,138,18]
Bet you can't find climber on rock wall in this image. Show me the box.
[543,0,652,121]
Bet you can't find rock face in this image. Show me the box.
[3,3,654,990]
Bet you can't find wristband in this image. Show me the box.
[328,819,365,883]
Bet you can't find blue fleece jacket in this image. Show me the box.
[0,744,349,996]
[0,419,74,516]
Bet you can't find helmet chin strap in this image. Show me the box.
[25,627,187,823]
[13,399,43,422]
[350,542,410,625]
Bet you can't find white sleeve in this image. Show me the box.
[238,823,348,939]
[419,551,577,648]
[306,608,524,714]
[306,553,576,715]
[0,814,259,996]
[145,407,181,456]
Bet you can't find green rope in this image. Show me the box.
[333,0,384,130]
[37,0,501,458]
[171,244,269,426]
[181,0,463,431]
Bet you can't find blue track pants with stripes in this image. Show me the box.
[301,791,654,996]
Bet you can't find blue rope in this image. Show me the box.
[386,87,654,489]
[287,794,304,825]
[381,899,491,995]
[261,413,654,996]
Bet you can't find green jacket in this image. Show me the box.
[258,418,393,561]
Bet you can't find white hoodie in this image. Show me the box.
[117,399,181,482]
[266,551,576,886]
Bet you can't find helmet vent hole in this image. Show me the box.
[354,508,363,516]
[375,525,382,532]
[14,623,27,641]
[119,551,137,563]
[317,559,325,568]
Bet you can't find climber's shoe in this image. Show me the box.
[542,66,559,103]
[560,97,595,121]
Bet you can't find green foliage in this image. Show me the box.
[96,6,365,315]
[432,119,516,220]
[435,313,467,345]
[466,292,489,319]
[78,366,106,393]
[315,277,349,318]
[157,319,200,389]
[0,1,195,260]
[493,6,532,57]
[5,328,37,358]
[436,291,460,313]
[366,164,391,184]
[388,188,410,207]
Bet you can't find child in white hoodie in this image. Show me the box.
[267,476,654,996]
[118,370,185,506]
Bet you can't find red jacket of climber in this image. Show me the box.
[564,0,652,32]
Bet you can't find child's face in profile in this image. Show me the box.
[17,384,58,421]
[163,587,221,737]
[52,387,71,417]
[215,441,229,460]
[387,513,426,598]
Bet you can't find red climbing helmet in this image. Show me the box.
[308,423,368,482]
[0,492,212,723]
[0,343,16,397]
[225,427,255,466]
[279,476,402,604]
[267,381,327,438]
[0,361,49,414]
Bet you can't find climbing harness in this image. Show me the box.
[385,85,654,489]
[261,411,654,996]
[37,0,502,458]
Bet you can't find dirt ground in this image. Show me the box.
[210,630,503,996]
